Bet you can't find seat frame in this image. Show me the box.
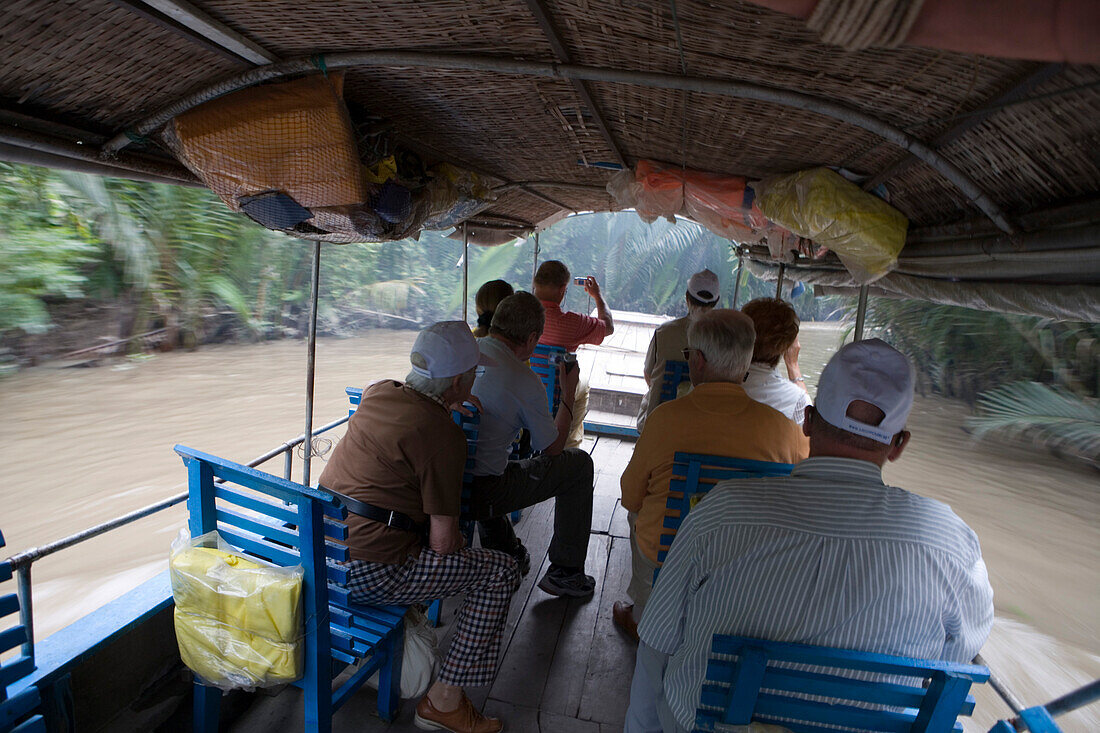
[175,445,405,733]
[695,634,990,733]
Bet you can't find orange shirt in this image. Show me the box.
[620,382,809,564]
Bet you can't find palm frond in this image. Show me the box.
[967,381,1100,459]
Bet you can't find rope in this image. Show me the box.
[806,0,928,51]
[297,436,334,461]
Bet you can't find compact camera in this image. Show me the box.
[553,352,578,374]
[573,276,589,286]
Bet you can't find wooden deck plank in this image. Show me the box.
[229,438,643,733]
[538,533,612,718]
[577,535,637,727]
[610,500,631,539]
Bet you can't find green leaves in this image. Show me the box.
[968,381,1100,460]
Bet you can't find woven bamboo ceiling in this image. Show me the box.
[1,0,1098,240]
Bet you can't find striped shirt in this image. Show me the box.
[637,456,994,731]
[538,299,607,352]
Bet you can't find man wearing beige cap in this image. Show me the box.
[636,268,721,432]
[626,339,994,733]
[320,321,518,733]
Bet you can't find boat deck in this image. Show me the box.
[230,433,637,732]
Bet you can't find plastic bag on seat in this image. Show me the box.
[170,529,304,690]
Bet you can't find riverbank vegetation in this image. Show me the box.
[2,162,1097,461]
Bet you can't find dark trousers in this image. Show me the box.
[470,448,594,568]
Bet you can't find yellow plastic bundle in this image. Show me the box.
[170,531,304,690]
[753,167,908,283]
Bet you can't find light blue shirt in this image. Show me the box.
[470,337,558,476]
[636,456,995,731]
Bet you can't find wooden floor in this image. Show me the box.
[230,433,638,733]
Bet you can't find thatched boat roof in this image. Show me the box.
[1,1,1098,312]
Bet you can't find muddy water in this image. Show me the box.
[1,326,1097,730]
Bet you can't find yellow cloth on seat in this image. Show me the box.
[170,543,304,688]
[174,609,301,686]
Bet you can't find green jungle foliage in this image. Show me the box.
[3,163,1097,457]
[861,299,1100,459]
[0,162,824,346]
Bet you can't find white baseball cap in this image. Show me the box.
[410,321,494,378]
[687,269,720,304]
[815,338,915,444]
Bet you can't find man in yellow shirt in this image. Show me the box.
[615,309,808,641]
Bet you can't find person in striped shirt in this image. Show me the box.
[625,339,995,733]
[533,260,614,351]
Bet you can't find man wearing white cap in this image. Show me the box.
[636,268,721,432]
[625,339,994,733]
[319,321,519,733]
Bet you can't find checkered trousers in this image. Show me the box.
[347,547,520,687]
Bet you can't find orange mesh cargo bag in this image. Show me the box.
[168,73,365,210]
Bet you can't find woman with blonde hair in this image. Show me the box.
[472,279,514,337]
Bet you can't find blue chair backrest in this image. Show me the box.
[1,530,46,733]
[696,634,990,733]
[658,359,691,404]
[451,404,480,518]
[174,445,406,729]
[346,386,362,418]
[530,344,568,414]
[656,452,794,571]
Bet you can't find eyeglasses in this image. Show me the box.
[681,347,703,360]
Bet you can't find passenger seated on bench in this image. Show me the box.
[318,321,520,733]
[625,339,995,733]
[472,279,514,338]
[470,278,531,575]
[616,309,806,642]
[470,292,598,598]
[636,268,721,432]
[740,297,812,424]
[534,259,613,448]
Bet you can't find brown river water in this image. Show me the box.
[1,325,1097,730]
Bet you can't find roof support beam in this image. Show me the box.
[863,63,1064,192]
[100,51,1016,234]
[494,181,609,195]
[111,0,278,65]
[522,0,628,169]
[1,124,199,185]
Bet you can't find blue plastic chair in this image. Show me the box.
[0,531,45,733]
[530,344,568,414]
[658,359,692,405]
[175,446,405,733]
[695,634,990,732]
[654,452,794,581]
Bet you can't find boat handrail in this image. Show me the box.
[2,412,350,664]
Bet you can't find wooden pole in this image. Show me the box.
[302,240,321,486]
[462,222,469,322]
[775,262,785,299]
[533,231,541,285]
[854,284,869,342]
[732,252,744,308]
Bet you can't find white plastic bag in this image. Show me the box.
[366,606,441,699]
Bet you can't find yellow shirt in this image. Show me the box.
[620,382,809,564]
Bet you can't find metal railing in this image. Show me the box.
[3,414,349,663]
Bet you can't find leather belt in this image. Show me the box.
[319,485,425,534]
